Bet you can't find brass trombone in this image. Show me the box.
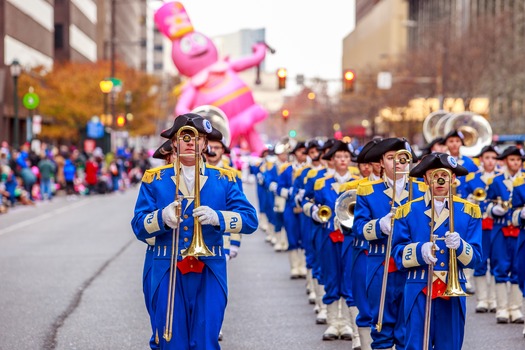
[376,149,413,332]
[335,189,357,228]
[422,168,468,350]
[164,125,215,343]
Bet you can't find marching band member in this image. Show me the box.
[391,152,482,350]
[250,149,271,234]
[276,142,308,278]
[293,139,324,294]
[204,138,243,261]
[338,138,383,350]
[486,146,525,324]
[131,113,258,350]
[510,162,525,337]
[419,137,446,157]
[301,138,335,325]
[462,145,499,313]
[311,140,359,341]
[353,137,424,350]
[266,143,290,252]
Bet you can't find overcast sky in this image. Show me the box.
[153,1,356,85]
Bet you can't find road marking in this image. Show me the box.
[0,200,89,236]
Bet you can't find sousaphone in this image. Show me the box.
[443,112,492,157]
[191,105,231,147]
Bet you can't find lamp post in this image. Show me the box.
[99,79,113,125]
[10,59,21,149]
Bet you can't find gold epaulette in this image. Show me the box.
[414,180,428,193]
[394,198,423,219]
[454,196,482,219]
[314,178,326,191]
[295,165,310,179]
[306,168,318,179]
[266,161,274,171]
[141,164,172,183]
[473,157,480,166]
[206,164,237,182]
[348,166,360,176]
[487,173,502,186]
[356,179,382,196]
[465,172,476,182]
[278,162,291,175]
[513,176,524,187]
[340,178,367,192]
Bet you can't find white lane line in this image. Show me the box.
[0,200,89,236]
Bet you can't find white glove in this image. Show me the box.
[162,201,181,228]
[520,207,525,219]
[379,212,394,235]
[269,182,278,193]
[229,245,239,259]
[421,242,437,265]
[444,231,461,250]
[334,216,342,231]
[193,206,220,226]
[280,187,289,199]
[256,173,264,185]
[311,205,322,223]
[492,204,508,216]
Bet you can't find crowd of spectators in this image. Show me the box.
[0,141,152,215]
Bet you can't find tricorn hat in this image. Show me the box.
[161,113,223,141]
[420,137,445,156]
[443,130,465,145]
[322,140,354,160]
[475,145,499,158]
[363,137,418,163]
[495,146,525,160]
[410,152,469,177]
[153,140,173,160]
[355,138,383,164]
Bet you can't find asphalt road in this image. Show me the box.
[0,183,523,349]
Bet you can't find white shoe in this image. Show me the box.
[308,290,316,305]
[316,308,327,324]
[510,309,524,324]
[476,300,489,313]
[496,309,510,323]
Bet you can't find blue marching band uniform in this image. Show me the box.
[134,117,525,349]
[132,113,257,350]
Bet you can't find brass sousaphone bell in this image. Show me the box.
[191,105,231,147]
[335,189,357,228]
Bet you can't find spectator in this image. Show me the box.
[85,156,99,195]
[20,159,36,200]
[38,154,56,201]
[63,154,77,200]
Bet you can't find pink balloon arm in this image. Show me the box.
[175,86,196,115]
[229,42,267,72]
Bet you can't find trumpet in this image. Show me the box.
[317,205,332,223]
[164,125,214,343]
[471,187,487,202]
[422,168,468,350]
[376,149,413,333]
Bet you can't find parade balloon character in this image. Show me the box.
[154,1,270,155]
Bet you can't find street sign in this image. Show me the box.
[377,72,392,90]
[87,120,104,139]
[110,78,123,92]
[32,115,42,134]
[23,92,40,109]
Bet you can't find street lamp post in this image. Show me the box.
[10,59,21,149]
[99,79,113,125]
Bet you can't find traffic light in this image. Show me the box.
[343,69,356,93]
[116,114,126,128]
[281,109,290,121]
[277,68,287,90]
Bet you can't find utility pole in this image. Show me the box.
[110,0,117,122]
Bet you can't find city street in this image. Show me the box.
[0,183,523,349]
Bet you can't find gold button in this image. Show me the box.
[189,257,193,260]
[440,262,445,267]
[440,249,445,254]
[183,238,188,242]
[190,265,194,268]
[184,214,189,219]
[184,226,189,231]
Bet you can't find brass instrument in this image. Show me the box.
[471,187,487,202]
[376,149,413,333]
[317,205,332,223]
[164,125,215,343]
[496,196,511,210]
[422,110,448,142]
[335,189,357,228]
[423,168,468,350]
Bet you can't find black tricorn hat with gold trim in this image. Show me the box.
[161,113,223,141]
[409,152,469,177]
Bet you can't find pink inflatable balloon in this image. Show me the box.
[154,1,269,154]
